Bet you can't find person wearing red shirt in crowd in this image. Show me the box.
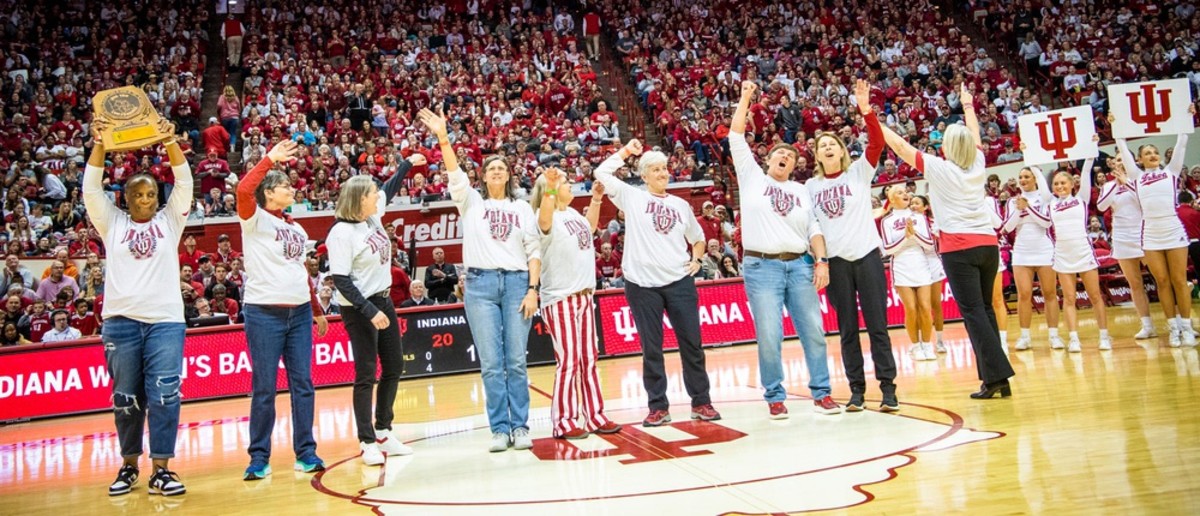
[875,159,902,184]
[70,298,100,336]
[21,298,52,342]
[201,118,231,158]
[179,234,204,271]
[214,233,242,265]
[1177,191,1200,282]
[543,82,574,115]
[582,9,602,60]
[390,263,412,308]
[595,241,623,289]
[589,101,618,127]
[697,201,725,244]
[197,150,231,202]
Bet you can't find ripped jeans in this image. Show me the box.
[103,317,186,460]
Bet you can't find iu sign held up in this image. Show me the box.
[1108,78,1195,139]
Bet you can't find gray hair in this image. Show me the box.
[637,151,669,177]
[254,171,292,207]
[334,176,377,221]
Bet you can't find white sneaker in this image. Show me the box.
[1183,329,1197,347]
[1067,338,1082,353]
[935,341,946,353]
[360,442,385,466]
[511,428,533,450]
[489,432,510,453]
[1050,336,1066,350]
[1169,330,1182,348]
[923,343,937,360]
[1134,326,1157,339]
[1098,336,1112,351]
[1015,336,1031,351]
[376,430,414,456]
[909,344,924,360]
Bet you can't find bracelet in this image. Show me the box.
[590,197,602,203]
[162,139,177,147]
[544,189,558,196]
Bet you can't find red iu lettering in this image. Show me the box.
[1035,113,1077,160]
[1127,84,1172,134]
[529,421,747,465]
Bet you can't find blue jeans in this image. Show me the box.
[103,317,186,459]
[463,268,532,434]
[221,117,240,149]
[243,303,317,462]
[742,256,832,402]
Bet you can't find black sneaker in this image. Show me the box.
[880,393,900,413]
[108,463,139,496]
[148,467,186,496]
[845,392,865,412]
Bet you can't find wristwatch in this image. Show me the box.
[527,284,540,293]
[816,257,829,264]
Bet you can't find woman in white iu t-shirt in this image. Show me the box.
[532,168,620,440]
[85,118,191,497]
[594,138,719,427]
[419,108,543,453]
[235,140,332,479]
[326,156,421,466]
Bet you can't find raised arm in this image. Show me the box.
[83,119,117,234]
[381,155,418,204]
[856,79,885,168]
[537,167,563,234]
[1167,132,1190,177]
[160,119,194,220]
[418,107,474,212]
[593,139,642,208]
[729,81,765,181]
[237,139,302,220]
[1077,157,1095,206]
[731,81,754,135]
[879,122,918,169]
[586,182,605,233]
[959,83,983,149]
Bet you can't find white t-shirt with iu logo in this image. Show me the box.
[595,154,704,288]
[327,196,394,305]
[729,132,821,254]
[84,164,193,324]
[538,208,596,308]
[806,156,881,261]
[240,207,311,306]
[448,168,540,271]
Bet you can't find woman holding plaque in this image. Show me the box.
[236,139,330,480]
[418,107,542,453]
[86,118,192,497]
[532,169,620,439]
[1113,109,1196,347]
[326,156,419,465]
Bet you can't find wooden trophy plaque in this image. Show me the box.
[92,86,171,151]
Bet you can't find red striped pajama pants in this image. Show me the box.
[541,292,612,436]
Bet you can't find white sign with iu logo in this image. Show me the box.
[1018,106,1098,167]
[1108,78,1195,139]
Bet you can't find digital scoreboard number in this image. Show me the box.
[399,307,556,378]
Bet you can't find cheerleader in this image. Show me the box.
[879,186,937,361]
[1096,156,1156,339]
[806,79,898,412]
[911,195,948,352]
[1114,118,1195,347]
[1043,155,1110,351]
[1002,164,1063,350]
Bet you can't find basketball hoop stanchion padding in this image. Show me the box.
[92,86,172,151]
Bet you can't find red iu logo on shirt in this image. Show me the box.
[275,227,306,261]
[812,183,851,219]
[764,184,797,217]
[645,200,681,235]
[563,218,593,251]
[483,208,520,241]
[365,228,392,264]
[120,224,164,260]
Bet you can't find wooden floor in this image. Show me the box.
[2,304,1199,515]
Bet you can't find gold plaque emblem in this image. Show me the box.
[93,86,171,151]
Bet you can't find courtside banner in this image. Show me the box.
[1017,106,1098,167]
[595,275,962,356]
[1108,79,1195,139]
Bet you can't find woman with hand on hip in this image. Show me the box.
[805,79,898,412]
[532,168,620,439]
[594,137,718,427]
[1113,107,1196,346]
[419,108,542,453]
[237,139,331,480]
[729,80,841,419]
[86,118,192,497]
[878,84,1015,399]
[327,152,421,465]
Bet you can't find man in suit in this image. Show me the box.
[423,247,458,302]
[400,280,436,307]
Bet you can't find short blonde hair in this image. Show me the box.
[334,176,376,221]
[529,175,549,210]
[941,124,979,170]
[812,133,851,177]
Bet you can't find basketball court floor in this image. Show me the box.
[1,305,1197,515]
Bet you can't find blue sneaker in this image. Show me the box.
[294,456,325,473]
[243,461,272,481]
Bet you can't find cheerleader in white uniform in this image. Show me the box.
[911,195,948,353]
[1096,156,1156,340]
[1002,165,1063,350]
[989,196,1010,348]
[880,186,937,361]
[1044,156,1110,352]
[1114,121,1195,347]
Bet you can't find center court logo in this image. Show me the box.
[530,421,746,464]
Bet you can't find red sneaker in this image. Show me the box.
[690,404,722,421]
[768,402,789,420]
[554,428,590,440]
[594,421,623,434]
[813,396,844,415]
[642,410,672,427]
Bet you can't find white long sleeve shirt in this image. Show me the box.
[448,168,540,270]
[730,131,820,254]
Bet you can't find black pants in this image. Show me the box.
[625,276,711,411]
[341,295,403,443]
[827,250,896,395]
[1189,241,1200,283]
[941,245,1014,385]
